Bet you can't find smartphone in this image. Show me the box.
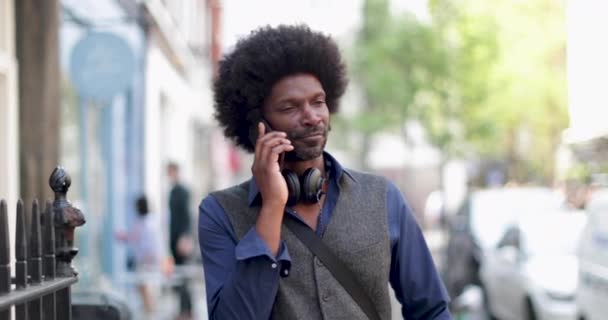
[261,118,273,134]
[249,118,285,164]
[249,118,273,146]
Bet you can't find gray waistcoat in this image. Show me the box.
[211,170,392,320]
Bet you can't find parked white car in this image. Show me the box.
[443,187,565,299]
[480,211,587,320]
[577,189,608,320]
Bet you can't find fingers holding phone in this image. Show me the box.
[252,121,293,207]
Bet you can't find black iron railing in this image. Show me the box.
[0,167,85,320]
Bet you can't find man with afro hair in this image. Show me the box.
[198,24,451,320]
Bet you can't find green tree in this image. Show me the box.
[350,0,451,169]
[434,0,568,183]
[353,0,568,183]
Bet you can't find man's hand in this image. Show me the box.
[177,234,194,257]
[251,122,293,256]
[251,122,293,208]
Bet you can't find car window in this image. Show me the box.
[522,213,587,256]
[470,189,563,250]
[497,226,521,249]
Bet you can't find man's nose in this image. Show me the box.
[301,104,322,126]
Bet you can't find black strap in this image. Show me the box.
[283,215,382,320]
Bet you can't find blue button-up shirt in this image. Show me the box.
[198,153,451,319]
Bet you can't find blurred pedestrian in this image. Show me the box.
[167,162,193,320]
[198,25,451,319]
[115,195,163,317]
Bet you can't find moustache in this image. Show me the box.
[287,125,329,140]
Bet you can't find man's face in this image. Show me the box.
[167,166,178,182]
[262,74,330,161]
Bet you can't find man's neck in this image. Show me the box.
[282,155,325,176]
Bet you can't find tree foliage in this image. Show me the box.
[354,0,568,182]
[353,0,449,137]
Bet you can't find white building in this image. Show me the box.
[138,0,217,229]
[57,0,218,291]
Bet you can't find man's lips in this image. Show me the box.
[291,129,326,139]
[297,133,324,141]
[304,133,324,138]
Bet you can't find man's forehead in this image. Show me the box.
[268,74,325,100]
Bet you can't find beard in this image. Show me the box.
[283,124,329,162]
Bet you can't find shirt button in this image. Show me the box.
[315,259,323,267]
[322,294,331,302]
[271,263,277,269]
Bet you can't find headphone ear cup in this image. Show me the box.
[282,170,300,206]
[301,168,324,203]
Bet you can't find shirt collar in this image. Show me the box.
[247,151,356,207]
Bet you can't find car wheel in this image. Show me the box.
[525,297,537,320]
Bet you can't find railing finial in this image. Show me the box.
[49,166,71,196]
[49,166,85,277]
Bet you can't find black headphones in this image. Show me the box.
[283,167,326,206]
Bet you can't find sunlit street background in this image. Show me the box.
[1,0,607,319]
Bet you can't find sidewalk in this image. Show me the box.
[118,265,208,320]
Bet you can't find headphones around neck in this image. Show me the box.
[283,167,326,207]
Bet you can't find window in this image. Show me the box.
[497,226,521,249]
[0,73,7,197]
[0,0,17,261]
[0,0,8,52]
[0,0,17,190]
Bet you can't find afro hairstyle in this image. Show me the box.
[213,24,349,153]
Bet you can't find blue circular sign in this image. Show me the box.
[69,32,136,101]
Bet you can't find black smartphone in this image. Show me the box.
[249,118,273,145]
[249,118,286,165]
[261,118,273,133]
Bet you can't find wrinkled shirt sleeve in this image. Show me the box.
[386,182,452,319]
[198,195,291,320]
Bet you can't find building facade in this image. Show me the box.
[58,0,221,291]
[60,0,148,285]
[139,0,217,240]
